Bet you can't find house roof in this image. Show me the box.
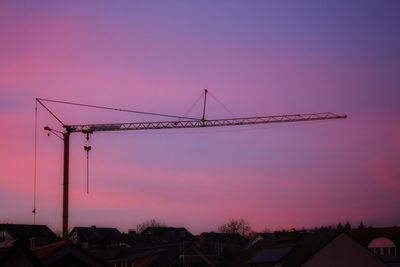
[0,224,59,242]
[0,239,43,267]
[145,244,215,267]
[236,231,391,267]
[102,242,214,267]
[141,227,194,242]
[247,246,294,264]
[257,233,277,240]
[199,232,247,244]
[107,247,164,263]
[33,240,108,267]
[267,231,390,267]
[142,227,190,235]
[119,232,172,248]
[0,239,17,249]
[257,230,307,243]
[229,238,285,267]
[349,227,400,246]
[69,226,121,243]
[34,241,67,259]
[279,231,341,267]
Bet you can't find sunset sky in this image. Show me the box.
[1,0,399,235]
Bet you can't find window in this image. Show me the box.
[368,237,396,257]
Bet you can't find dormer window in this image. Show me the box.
[0,231,5,242]
[368,237,396,257]
[0,231,11,242]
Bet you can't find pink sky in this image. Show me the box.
[1,0,399,235]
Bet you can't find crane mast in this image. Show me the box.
[37,91,347,240]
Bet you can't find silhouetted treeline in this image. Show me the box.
[271,220,370,235]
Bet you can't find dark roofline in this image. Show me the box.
[0,223,50,227]
[0,239,44,267]
[69,226,121,231]
[199,232,247,241]
[200,232,244,236]
[343,230,392,267]
[0,223,59,240]
[281,231,341,267]
[33,240,108,267]
[0,223,56,233]
[141,226,194,237]
[68,226,121,237]
[281,231,391,267]
[143,226,189,231]
[349,227,400,245]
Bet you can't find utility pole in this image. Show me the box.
[62,131,70,240]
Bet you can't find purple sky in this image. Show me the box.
[0,0,399,234]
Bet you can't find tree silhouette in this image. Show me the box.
[218,218,254,239]
[136,219,167,234]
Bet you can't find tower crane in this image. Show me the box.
[35,90,347,240]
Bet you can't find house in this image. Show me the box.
[109,243,216,267]
[198,232,247,255]
[197,232,247,266]
[117,232,167,248]
[235,231,389,267]
[0,224,59,250]
[86,228,214,267]
[0,239,43,267]
[350,227,400,266]
[69,225,122,248]
[247,231,306,249]
[141,227,195,243]
[33,240,108,267]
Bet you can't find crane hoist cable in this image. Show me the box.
[33,101,38,224]
[84,133,92,194]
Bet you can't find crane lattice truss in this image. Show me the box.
[36,91,347,240]
[68,112,345,133]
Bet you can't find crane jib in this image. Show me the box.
[66,113,347,133]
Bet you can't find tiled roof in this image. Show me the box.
[141,227,194,242]
[0,239,43,267]
[280,231,340,267]
[230,239,283,267]
[69,226,121,243]
[200,232,247,244]
[33,240,108,267]
[0,224,59,242]
[142,227,191,235]
[33,241,68,259]
[349,227,400,246]
[247,246,294,264]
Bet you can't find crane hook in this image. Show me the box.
[84,132,92,194]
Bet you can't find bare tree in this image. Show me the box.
[218,218,254,239]
[136,219,167,234]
